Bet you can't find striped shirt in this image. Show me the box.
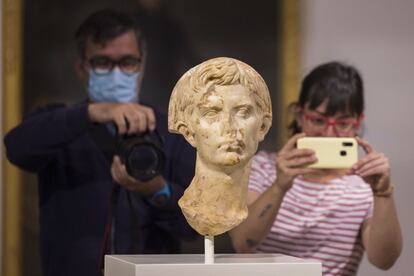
[249,151,373,276]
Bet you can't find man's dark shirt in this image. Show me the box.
[4,102,197,276]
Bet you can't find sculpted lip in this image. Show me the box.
[218,140,245,153]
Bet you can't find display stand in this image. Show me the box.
[105,253,322,276]
[204,235,214,264]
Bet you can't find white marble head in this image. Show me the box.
[168,57,272,236]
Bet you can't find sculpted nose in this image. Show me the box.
[221,114,236,135]
[221,115,244,139]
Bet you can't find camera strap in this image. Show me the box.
[89,123,142,272]
[89,124,118,274]
[126,192,142,252]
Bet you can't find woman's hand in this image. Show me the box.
[353,137,391,194]
[275,133,317,192]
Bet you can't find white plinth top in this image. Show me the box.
[105,254,322,276]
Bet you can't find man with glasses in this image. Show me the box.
[4,10,197,276]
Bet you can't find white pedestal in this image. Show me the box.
[105,254,322,276]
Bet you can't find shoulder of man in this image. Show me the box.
[24,103,67,119]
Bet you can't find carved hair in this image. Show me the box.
[168,57,272,134]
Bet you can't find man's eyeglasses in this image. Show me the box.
[302,111,362,135]
[88,56,142,75]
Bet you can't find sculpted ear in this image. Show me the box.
[177,124,196,147]
[258,114,272,141]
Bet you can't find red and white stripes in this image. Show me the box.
[249,151,373,276]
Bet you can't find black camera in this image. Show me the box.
[116,131,165,182]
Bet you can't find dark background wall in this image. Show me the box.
[23,0,280,275]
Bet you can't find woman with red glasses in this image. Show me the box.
[230,62,402,275]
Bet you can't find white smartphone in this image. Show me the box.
[296,137,358,169]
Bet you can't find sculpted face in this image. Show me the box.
[168,57,272,236]
[190,84,263,170]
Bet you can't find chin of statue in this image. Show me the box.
[179,199,248,236]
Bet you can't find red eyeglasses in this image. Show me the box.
[302,110,363,136]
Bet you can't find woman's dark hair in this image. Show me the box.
[75,10,144,59]
[289,61,364,135]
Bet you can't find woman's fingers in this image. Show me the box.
[279,133,307,155]
[356,157,389,178]
[356,136,374,154]
[358,164,389,179]
[283,154,317,168]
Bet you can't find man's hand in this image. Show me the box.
[111,155,164,196]
[88,102,156,135]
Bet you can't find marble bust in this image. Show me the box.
[168,57,272,236]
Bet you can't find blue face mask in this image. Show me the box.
[87,68,140,103]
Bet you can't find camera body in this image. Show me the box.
[116,131,165,181]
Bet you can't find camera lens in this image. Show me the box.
[127,145,158,176]
[340,150,347,156]
[117,131,165,182]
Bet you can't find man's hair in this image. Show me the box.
[75,9,144,59]
[168,57,272,134]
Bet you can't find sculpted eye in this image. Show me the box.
[236,107,252,118]
[202,109,219,118]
